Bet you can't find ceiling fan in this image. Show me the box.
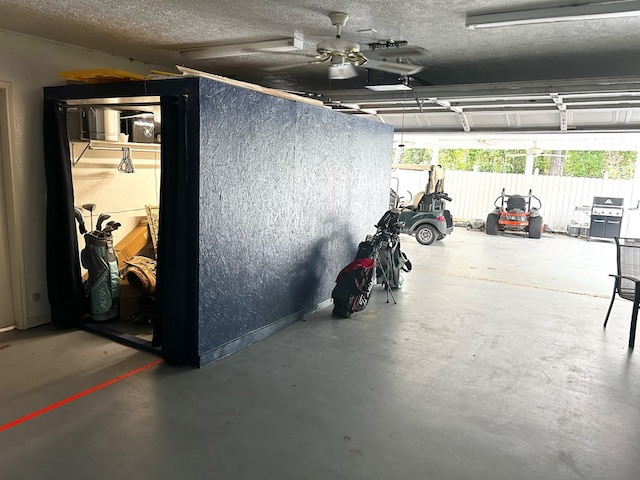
[265,12,425,80]
[507,141,567,158]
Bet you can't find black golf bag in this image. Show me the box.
[81,231,120,321]
[331,240,377,318]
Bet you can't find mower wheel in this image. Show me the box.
[415,224,437,245]
[529,216,543,239]
[486,214,499,235]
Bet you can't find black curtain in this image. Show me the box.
[155,94,198,365]
[43,99,86,326]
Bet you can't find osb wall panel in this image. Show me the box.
[197,78,393,361]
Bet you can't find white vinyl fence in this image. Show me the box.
[391,168,640,233]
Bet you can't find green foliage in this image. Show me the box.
[564,151,606,177]
[437,149,526,173]
[600,151,635,179]
[533,155,550,174]
[396,147,637,179]
[398,148,432,164]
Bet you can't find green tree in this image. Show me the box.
[605,151,636,178]
[564,151,607,177]
[534,155,551,175]
[397,148,432,164]
[397,147,637,179]
[438,149,526,173]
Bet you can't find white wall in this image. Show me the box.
[392,168,637,232]
[0,30,168,327]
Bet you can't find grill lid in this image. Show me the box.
[593,196,624,207]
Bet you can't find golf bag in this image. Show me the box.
[375,209,412,289]
[331,240,378,318]
[331,208,412,317]
[81,231,120,321]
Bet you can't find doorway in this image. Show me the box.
[65,97,162,349]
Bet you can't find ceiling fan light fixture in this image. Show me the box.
[529,147,544,155]
[466,1,640,29]
[329,62,358,79]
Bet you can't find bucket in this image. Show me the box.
[103,108,121,142]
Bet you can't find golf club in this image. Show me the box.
[103,221,121,236]
[96,213,111,231]
[81,203,96,231]
[73,207,87,234]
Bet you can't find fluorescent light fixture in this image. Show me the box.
[363,58,423,76]
[466,0,640,29]
[180,36,303,60]
[365,83,412,91]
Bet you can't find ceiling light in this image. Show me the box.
[180,36,303,60]
[466,0,640,29]
[365,84,412,91]
[362,59,423,76]
[365,74,412,91]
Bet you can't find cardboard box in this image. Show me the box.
[114,219,154,266]
[119,278,140,320]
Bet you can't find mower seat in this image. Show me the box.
[506,195,526,212]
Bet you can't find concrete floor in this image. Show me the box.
[1,228,638,480]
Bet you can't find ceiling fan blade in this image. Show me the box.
[179,37,303,60]
[248,49,317,58]
[507,152,567,158]
[361,59,423,75]
[263,62,313,72]
[369,46,428,58]
[262,51,331,71]
[329,63,358,79]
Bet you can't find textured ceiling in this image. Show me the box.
[3,0,640,149]
[3,0,640,91]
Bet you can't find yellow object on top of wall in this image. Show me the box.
[58,68,148,83]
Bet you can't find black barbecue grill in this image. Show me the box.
[589,196,624,239]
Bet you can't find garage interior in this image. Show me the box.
[1,1,640,478]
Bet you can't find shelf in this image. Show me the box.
[71,140,160,168]
[86,140,160,150]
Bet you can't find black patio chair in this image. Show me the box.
[604,237,640,348]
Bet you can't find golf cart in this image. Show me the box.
[486,188,543,239]
[394,165,454,246]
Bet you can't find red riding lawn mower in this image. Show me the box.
[486,188,543,239]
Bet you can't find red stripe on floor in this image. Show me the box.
[0,358,164,432]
